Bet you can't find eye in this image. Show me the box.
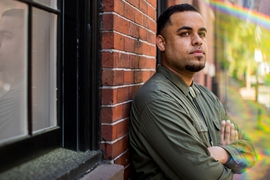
[0,32,13,40]
[180,32,190,36]
[198,32,206,38]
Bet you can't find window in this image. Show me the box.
[0,0,61,172]
[0,0,101,176]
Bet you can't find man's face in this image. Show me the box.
[157,11,208,76]
[0,15,25,77]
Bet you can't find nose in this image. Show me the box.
[191,33,203,46]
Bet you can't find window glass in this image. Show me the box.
[0,0,28,144]
[34,0,57,9]
[32,8,57,133]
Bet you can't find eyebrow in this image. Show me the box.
[0,30,12,35]
[176,26,207,33]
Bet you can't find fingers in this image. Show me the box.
[235,129,238,141]
[220,120,239,146]
[220,120,225,144]
[224,120,231,145]
[230,123,235,142]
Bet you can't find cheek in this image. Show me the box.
[204,45,208,54]
[1,40,15,53]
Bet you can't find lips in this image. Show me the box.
[190,50,204,54]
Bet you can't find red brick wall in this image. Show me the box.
[101,0,157,179]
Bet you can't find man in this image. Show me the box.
[0,9,27,142]
[129,4,256,180]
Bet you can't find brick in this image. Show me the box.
[102,32,114,49]
[139,0,148,14]
[115,15,128,34]
[114,150,130,167]
[117,87,130,102]
[126,0,139,8]
[102,0,114,12]
[149,44,156,56]
[134,10,143,26]
[148,18,156,32]
[101,119,129,141]
[139,56,156,69]
[114,103,130,121]
[103,14,129,34]
[114,0,125,15]
[124,70,134,84]
[102,14,113,31]
[147,4,156,21]
[134,40,142,54]
[102,69,124,86]
[134,70,154,83]
[101,107,113,123]
[102,86,132,105]
[142,14,148,28]
[129,54,139,69]
[125,3,135,21]
[118,53,130,68]
[124,164,132,180]
[140,42,156,56]
[147,0,157,9]
[102,32,125,51]
[139,27,147,41]
[101,135,129,159]
[102,88,117,104]
[128,22,139,38]
[124,37,135,53]
[129,85,140,99]
[114,33,125,51]
[147,30,156,45]
[101,102,131,123]
[102,51,119,68]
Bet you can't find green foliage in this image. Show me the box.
[214,5,270,82]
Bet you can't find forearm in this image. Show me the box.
[222,141,256,174]
[218,118,256,173]
[208,146,230,164]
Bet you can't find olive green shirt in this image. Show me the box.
[129,65,256,180]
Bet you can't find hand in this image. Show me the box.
[208,146,230,164]
[220,120,238,146]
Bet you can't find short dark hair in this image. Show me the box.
[157,4,199,35]
[2,9,25,18]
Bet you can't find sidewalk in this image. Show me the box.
[224,78,270,180]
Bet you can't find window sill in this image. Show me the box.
[0,148,101,180]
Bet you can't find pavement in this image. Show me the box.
[223,78,270,180]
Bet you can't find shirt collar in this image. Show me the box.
[156,65,201,97]
[156,65,190,96]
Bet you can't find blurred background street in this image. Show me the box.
[224,78,270,180]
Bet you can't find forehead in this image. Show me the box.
[169,11,205,30]
[0,16,23,30]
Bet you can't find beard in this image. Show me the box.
[185,64,205,72]
[185,58,205,72]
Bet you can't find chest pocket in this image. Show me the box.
[212,118,221,146]
[189,110,210,146]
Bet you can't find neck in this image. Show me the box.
[162,64,194,86]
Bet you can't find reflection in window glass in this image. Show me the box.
[34,0,57,9]
[32,8,57,133]
[0,0,28,143]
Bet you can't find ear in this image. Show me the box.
[156,35,165,51]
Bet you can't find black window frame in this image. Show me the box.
[62,0,101,151]
[156,0,168,65]
[0,0,102,173]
